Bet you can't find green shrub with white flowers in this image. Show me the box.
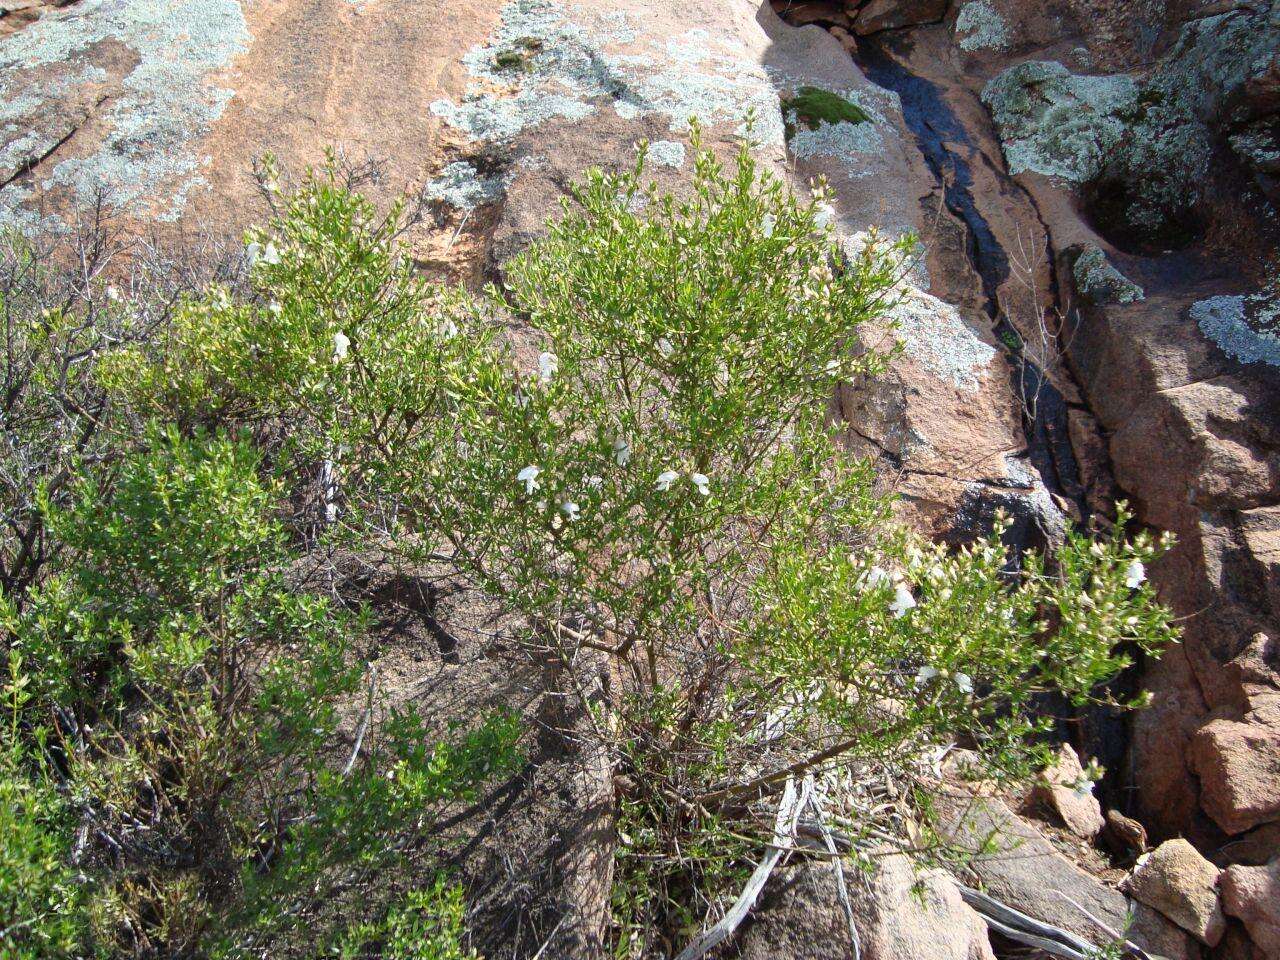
[0,132,1177,958]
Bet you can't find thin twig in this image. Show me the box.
[528,912,570,960]
[341,664,378,777]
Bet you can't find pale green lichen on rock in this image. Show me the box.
[428,0,607,142]
[890,286,997,393]
[1152,9,1274,125]
[1230,128,1280,172]
[981,61,1139,183]
[843,230,930,290]
[646,140,686,168]
[1192,291,1280,368]
[783,86,897,168]
[430,0,787,149]
[423,161,506,211]
[983,6,1277,245]
[1072,244,1143,305]
[0,0,250,227]
[954,0,1010,52]
[788,117,885,162]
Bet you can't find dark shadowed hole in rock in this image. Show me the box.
[1082,172,1205,256]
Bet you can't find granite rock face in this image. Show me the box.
[1124,839,1226,947]
[770,6,1280,957]
[737,856,997,960]
[1221,856,1280,959]
[2,0,1279,956]
[935,791,1199,960]
[932,0,1280,860]
[1027,743,1106,840]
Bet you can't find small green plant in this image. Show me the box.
[336,879,478,960]
[493,36,541,72]
[494,49,529,71]
[0,719,85,959]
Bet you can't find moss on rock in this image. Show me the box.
[783,86,872,135]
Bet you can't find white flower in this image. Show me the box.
[813,201,836,230]
[333,331,350,360]
[264,178,281,195]
[561,501,580,521]
[613,438,631,467]
[585,475,604,490]
[1124,560,1146,589]
[1072,776,1096,798]
[860,565,892,590]
[760,212,776,238]
[261,241,282,266]
[889,584,917,618]
[438,317,458,338]
[654,469,679,492]
[954,672,974,695]
[691,473,710,497]
[914,665,938,688]
[245,241,262,264]
[656,337,675,358]
[517,465,541,495]
[105,285,121,302]
[268,301,283,316]
[537,351,558,383]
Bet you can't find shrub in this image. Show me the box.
[395,138,905,667]
[69,132,1175,957]
[1,429,518,958]
[343,138,1172,950]
[100,156,488,531]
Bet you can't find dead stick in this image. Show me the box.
[341,664,378,777]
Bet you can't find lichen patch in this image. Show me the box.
[0,0,250,227]
[646,139,685,168]
[423,161,507,212]
[981,61,1138,183]
[1072,244,1143,305]
[890,286,997,393]
[954,0,1010,52]
[430,0,789,153]
[1191,292,1280,368]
